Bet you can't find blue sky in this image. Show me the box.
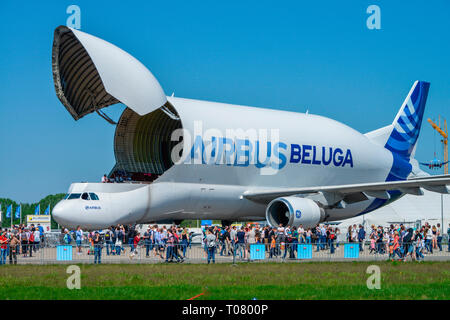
[1,0,449,203]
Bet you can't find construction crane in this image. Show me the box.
[427,116,448,174]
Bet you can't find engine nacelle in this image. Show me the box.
[265,197,325,228]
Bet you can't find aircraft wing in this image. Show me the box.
[243,175,450,204]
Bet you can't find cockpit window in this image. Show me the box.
[63,194,70,199]
[89,193,99,200]
[67,193,81,200]
[81,192,90,200]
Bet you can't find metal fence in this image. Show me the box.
[0,240,449,265]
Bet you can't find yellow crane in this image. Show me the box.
[427,116,448,174]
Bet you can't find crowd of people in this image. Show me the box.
[100,171,159,183]
[0,224,45,265]
[60,223,346,264]
[1,221,448,265]
[200,224,341,262]
[101,172,130,183]
[200,222,450,262]
[362,222,448,261]
[56,221,450,264]
[62,224,194,264]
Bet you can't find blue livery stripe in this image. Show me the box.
[384,81,429,159]
[360,81,429,216]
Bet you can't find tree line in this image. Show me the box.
[0,193,65,228]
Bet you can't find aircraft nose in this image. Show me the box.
[52,202,71,227]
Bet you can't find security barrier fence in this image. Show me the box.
[1,241,449,264]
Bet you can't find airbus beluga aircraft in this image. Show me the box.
[51,26,450,230]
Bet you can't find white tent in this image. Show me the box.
[337,190,450,231]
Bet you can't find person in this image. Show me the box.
[436,223,442,252]
[165,229,176,262]
[9,233,19,265]
[287,229,296,259]
[21,229,29,257]
[104,227,114,255]
[63,229,72,245]
[291,226,299,257]
[431,225,438,250]
[93,231,103,264]
[447,223,450,252]
[37,224,44,236]
[218,227,226,256]
[316,225,326,251]
[229,226,237,255]
[235,227,246,259]
[130,232,140,259]
[180,228,189,258]
[75,226,84,254]
[263,226,270,249]
[127,225,136,252]
[143,227,152,257]
[27,228,34,257]
[376,227,384,254]
[101,174,108,183]
[269,235,276,259]
[297,225,305,244]
[305,228,312,244]
[403,230,416,262]
[115,226,125,256]
[424,227,433,254]
[224,227,232,256]
[206,229,217,264]
[329,227,336,254]
[358,225,366,252]
[0,232,8,265]
[33,227,41,251]
[369,233,376,254]
[346,226,353,246]
[413,230,424,261]
[247,226,256,259]
[391,231,402,260]
[277,225,286,256]
[171,227,183,262]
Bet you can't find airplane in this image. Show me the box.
[419,156,449,170]
[51,26,450,230]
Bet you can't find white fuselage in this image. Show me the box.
[53,97,402,230]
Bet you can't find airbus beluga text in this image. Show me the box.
[51,26,450,230]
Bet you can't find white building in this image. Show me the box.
[337,190,450,232]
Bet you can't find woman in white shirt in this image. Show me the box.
[34,229,41,251]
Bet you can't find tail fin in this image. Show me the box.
[384,80,430,158]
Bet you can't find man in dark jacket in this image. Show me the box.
[358,225,366,252]
[127,225,136,252]
[93,231,103,264]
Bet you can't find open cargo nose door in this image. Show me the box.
[52,26,167,120]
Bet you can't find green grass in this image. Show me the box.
[0,262,448,300]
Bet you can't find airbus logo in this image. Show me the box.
[185,135,354,170]
[85,206,101,210]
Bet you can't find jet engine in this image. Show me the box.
[265,197,325,228]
